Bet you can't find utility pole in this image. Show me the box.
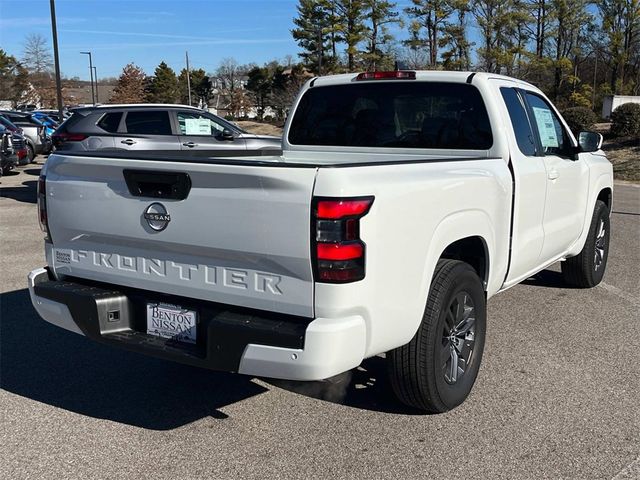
[185,51,192,106]
[49,0,64,121]
[317,27,322,75]
[93,66,99,103]
[81,51,95,104]
[592,51,598,108]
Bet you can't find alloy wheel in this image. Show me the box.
[442,292,476,384]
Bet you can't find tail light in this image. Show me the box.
[52,132,87,148]
[312,196,374,283]
[37,175,51,241]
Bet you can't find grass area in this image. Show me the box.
[239,120,639,182]
[236,121,283,137]
[595,122,640,182]
[601,138,640,182]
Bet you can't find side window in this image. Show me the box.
[97,112,122,133]
[124,111,172,135]
[500,88,537,156]
[176,111,225,136]
[524,93,571,157]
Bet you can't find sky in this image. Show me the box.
[0,0,323,80]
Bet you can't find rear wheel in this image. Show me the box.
[387,259,486,413]
[561,200,610,288]
[26,143,35,163]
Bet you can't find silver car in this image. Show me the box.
[52,104,282,152]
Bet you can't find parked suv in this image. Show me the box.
[52,104,282,152]
[0,111,50,160]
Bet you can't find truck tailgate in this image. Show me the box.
[45,154,317,317]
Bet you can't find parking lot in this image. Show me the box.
[0,158,638,479]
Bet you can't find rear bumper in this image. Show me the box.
[28,267,365,381]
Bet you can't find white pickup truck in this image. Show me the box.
[29,71,613,412]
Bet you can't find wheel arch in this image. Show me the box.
[440,236,490,290]
[597,187,612,213]
[419,210,497,305]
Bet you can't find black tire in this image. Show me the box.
[561,200,610,288]
[26,143,35,163]
[387,259,486,413]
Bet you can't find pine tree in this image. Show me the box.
[330,0,368,70]
[246,66,272,120]
[405,0,455,67]
[292,0,332,74]
[0,49,29,105]
[440,0,472,70]
[177,68,213,106]
[550,0,591,100]
[362,0,400,71]
[471,0,527,74]
[598,0,640,94]
[148,62,179,103]
[110,63,147,103]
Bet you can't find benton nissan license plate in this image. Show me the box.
[146,303,197,344]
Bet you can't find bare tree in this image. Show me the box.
[215,58,249,118]
[22,34,53,74]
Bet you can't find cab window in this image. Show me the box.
[500,88,537,156]
[524,93,572,157]
[177,111,225,136]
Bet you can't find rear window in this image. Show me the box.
[124,111,172,135]
[97,112,122,133]
[288,82,492,149]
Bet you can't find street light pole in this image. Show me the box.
[81,51,95,105]
[93,66,98,103]
[185,51,192,106]
[49,0,64,121]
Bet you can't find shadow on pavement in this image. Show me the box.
[23,168,42,176]
[0,288,267,430]
[521,269,581,289]
[0,180,37,204]
[266,356,423,415]
[1,288,414,428]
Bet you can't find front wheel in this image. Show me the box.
[561,200,610,288]
[387,259,486,413]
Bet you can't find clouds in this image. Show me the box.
[59,38,291,51]
[0,16,87,28]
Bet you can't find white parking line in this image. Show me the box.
[599,282,640,308]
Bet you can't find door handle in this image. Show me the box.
[182,142,198,148]
[121,139,136,145]
[548,170,559,180]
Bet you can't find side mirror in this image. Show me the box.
[578,131,603,153]
[220,128,235,141]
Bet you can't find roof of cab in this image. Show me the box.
[71,103,203,113]
[308,70,538,90]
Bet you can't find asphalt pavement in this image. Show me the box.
[1,158,638,479]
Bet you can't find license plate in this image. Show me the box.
[146,303,197,344]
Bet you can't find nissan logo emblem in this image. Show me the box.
[143,203,171,231]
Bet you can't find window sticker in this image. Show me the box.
[532,107,559,148]
[184,118,211,135]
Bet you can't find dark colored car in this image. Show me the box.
[52,104,282,152]
[1,125,19,174]
[0,111,50,160]
[0,116,29,165]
